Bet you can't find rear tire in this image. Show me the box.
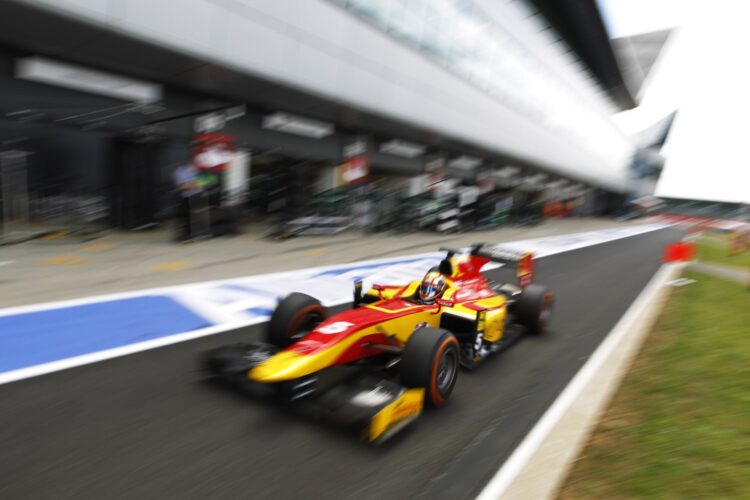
[516,284,554,333]
[400,328,459,407]
[268,293,326,348]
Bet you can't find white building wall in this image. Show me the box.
[15,0,635,191]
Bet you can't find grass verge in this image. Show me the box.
[558,270,750,499]
[696,232,750,269]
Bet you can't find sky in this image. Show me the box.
[598,0,750,204]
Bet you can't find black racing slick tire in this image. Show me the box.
[516,284,555,334]
[268,293,326,348]
[400,328,459,407]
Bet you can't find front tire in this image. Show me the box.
[400,328,459,407]
[268,293,326,348]
[516,284,554,333]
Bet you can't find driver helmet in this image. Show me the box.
[419,271,446,304]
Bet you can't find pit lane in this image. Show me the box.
[0,226,681,499]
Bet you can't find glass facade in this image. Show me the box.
[328,0,623,162]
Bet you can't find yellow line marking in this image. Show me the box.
[150,260,190,272]
[300,247,329,256]
[42,254,91,267]
[81,242,116,252]
[40,231,69,241]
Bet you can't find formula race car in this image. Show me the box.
[205,243,554,443]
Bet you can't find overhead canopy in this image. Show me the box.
[528,0,637,109]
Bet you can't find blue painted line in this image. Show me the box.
[0,296,211,373]
[0,253,439,378]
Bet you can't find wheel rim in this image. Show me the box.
[436,347,457,395]
[539,293,554,329]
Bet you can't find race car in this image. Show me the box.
[205,243,554,443]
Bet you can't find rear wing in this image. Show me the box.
[440,243,534,288]
[465,243,535,287]
[471,243,534,288]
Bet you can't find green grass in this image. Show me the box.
[559,271,750,499]
[696,232,750,270]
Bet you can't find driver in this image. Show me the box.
[419,271,446,304]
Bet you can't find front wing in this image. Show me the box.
[205,344,424,444]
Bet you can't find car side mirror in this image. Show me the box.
[353,279,363,307]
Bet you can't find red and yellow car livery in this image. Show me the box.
[206,243,554,443]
